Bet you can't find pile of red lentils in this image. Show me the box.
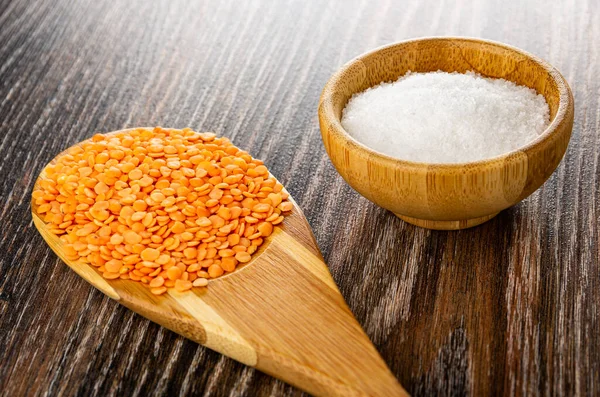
[32,127,292,295]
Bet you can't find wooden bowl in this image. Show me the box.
[318,37,574,230]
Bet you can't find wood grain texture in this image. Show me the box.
[319,37,574,230]
[30,132,406,397]
[0,0,598,396]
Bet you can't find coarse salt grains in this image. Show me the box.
[32,127,294,295]
[341,71,551,163]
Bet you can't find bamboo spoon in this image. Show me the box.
[31,130,407,397]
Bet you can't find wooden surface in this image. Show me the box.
[319,37,574,230]
[31,133,406,397]
[0,0,598,396]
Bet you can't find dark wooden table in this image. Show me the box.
[1,0,598,395]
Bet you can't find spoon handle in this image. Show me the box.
[162,226,405,396]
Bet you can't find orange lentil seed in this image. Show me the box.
[149,276,165,288]
[33,127,291,291]
[151,286,167,295]
[235,251,252,263]
[208,264,224,278]
[174,279,193,292]
[193,278,209,287]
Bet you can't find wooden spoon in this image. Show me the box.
[31,130,407,397]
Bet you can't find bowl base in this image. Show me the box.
[394,212,499,230]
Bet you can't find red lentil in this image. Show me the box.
[33,127,292,294]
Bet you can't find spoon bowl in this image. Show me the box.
[31,128,407,397]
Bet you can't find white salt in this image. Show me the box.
[340,71,550,163]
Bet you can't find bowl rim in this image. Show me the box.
[319,36,574,169]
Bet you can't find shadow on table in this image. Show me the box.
[334,201,533,396]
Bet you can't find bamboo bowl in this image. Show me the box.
[318,37,574,230]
